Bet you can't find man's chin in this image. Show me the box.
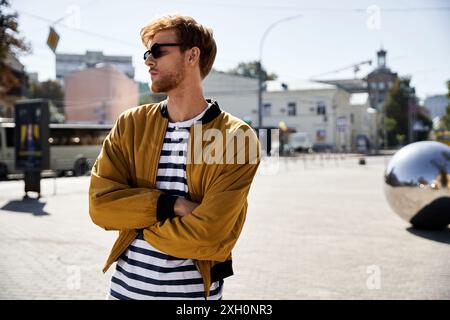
[150,83,165,94]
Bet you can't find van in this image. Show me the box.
[288,132,312,152]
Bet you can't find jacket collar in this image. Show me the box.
[159,99,222,124]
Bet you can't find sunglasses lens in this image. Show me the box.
[144,44,162,60]
[152,45,161,58]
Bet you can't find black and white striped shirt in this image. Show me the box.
[108,105,223,300]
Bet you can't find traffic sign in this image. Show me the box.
[47,27,60,53]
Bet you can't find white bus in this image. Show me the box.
[0,118,112,180]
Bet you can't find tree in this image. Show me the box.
[384,77,431,146]
[438,80,450,130]
[28,80,64,110]
[226,61,277,81]
[27,80,65,123]
[48,100,65,123]
[0,0,30,96]
[414,105,433,142]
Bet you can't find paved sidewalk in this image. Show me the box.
[0,155,449,299]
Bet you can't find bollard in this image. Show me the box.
[24,170,41,199]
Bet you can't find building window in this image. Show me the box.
[350,113,354,124]
[317,101,326,115]
[263,103,271,117]
[287,102,296,116]
[378,82,385,90]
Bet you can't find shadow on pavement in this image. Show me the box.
[1,198,50,216]
[407,227,450,245]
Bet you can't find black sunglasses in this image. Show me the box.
[143,43,184,60]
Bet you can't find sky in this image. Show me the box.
[7,0,450,101]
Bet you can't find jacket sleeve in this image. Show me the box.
[143,133,260,262]
[89,115,172,231]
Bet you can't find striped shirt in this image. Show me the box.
[108,104,223,300]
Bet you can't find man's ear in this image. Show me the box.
[187,47,201,64]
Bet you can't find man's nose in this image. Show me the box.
[145,56,156,67]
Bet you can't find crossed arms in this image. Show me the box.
[89,119,260,262]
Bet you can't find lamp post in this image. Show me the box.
[257,14,302,128]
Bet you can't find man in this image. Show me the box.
[89,14,260,300]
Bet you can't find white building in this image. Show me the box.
[349,92,375,151]
[203,71,258,125]
[424,94,449,120]
[262,80,371,152]
[203,71,372,152]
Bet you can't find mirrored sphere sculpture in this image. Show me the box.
[384,141,450,230]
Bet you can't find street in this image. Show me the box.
[0,154,449,299]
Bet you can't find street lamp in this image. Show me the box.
[257,14,302,128]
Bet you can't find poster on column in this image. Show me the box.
[14,99,50,171]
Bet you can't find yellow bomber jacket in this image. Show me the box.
[89,99,261,297]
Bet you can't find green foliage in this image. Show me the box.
[27,80,64,110]
[0,0,30,60]
[48,100,65,123]
[27,80,65,123]
[384,117,397,133]
[438,80,450,130]
[396,134,405,146]
[139,93,166,105]
[384,77,431,145]
[0,0,31,95]
[226,61,277,81]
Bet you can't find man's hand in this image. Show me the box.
[174,198,200,217]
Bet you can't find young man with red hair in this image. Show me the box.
[89,14,260,300]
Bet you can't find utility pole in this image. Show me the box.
[407,87,415,144]
[375,111,379,154]
[383,113,387,150]
[258,14,302,128]
[257,61,263,129]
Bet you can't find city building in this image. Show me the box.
[365,49,398,110]
[203,71,258,125]
[262,80,371,152]
[0,54,28,117]
[56,51,134,85]
[424,94,449,121]
[145,49,397,152]
[203,71,371,152]
[64,64,138,123]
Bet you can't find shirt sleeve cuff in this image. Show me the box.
[156,194,177,221]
